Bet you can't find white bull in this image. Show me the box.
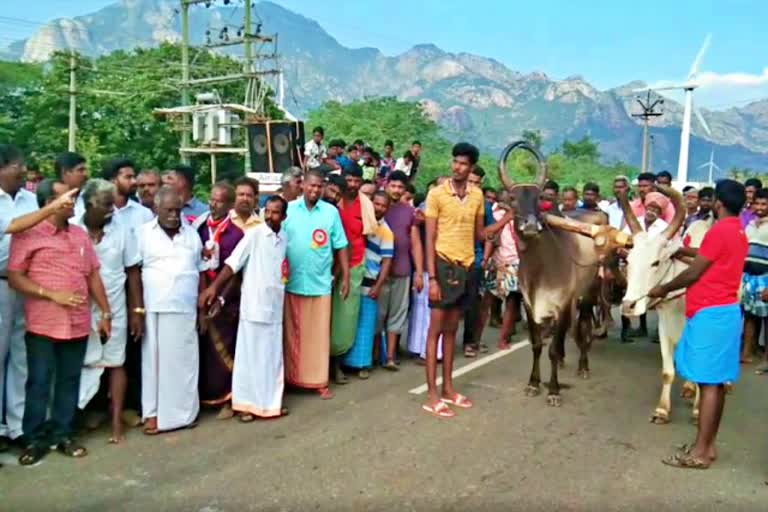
[619,187,701,424]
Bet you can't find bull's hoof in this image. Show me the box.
[577,369,590,380]
[724,383,734,395]
[546,394,562,407]
[650,411,670,425]
[524,385,540,397]
[691,412,700,425]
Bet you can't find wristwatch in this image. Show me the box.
[133,307,146,315]
[102,312,113,321]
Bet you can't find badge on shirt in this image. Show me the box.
[281,258,289,284]
[311,229,328,249]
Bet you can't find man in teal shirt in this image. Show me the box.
[283,170,349,400]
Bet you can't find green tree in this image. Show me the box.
[727,167,763,181]
[562,135,600,162]
[521,129,543,150]
[306,97,454,189]
[3,43,278,189]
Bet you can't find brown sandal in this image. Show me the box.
[239,413,256,423]
[661,451,710,470]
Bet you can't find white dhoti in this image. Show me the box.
[232,320,283,418]
[142,312,199,431]
[78,314,128,410]
[0,280,27,439]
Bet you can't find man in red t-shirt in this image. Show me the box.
[649,179,748,470]
[330,164,366,383]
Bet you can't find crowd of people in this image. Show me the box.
[0,129,765,470]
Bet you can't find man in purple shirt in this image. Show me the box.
[376,171,423,369]
[740,178,762,228]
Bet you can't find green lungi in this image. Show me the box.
[330,263,365,357]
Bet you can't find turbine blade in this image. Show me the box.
[694,106,711,135]
[698,163,709,169]
[638,83,697,92]
[688,33,712,79]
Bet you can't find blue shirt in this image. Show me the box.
[284,198,348,296]
[336,156,352,170]
[182,197,209,222]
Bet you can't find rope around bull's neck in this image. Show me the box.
[627,255,686,309]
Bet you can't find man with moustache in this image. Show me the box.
[75,179,143,444]
[0,146,79,450]
[196,183,244,419]
[136,170,161,212]
[56,152,89,220]
[103,158,154,232]
[330,163,377,383]
[230,177,261,232]
[199,196,290,421]
[137,186,206,434]
[8,178,111,465]
[283,170,349,399]
[377,170,423,369]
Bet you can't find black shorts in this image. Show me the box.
[430,257,477,311]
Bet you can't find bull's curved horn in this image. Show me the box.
[656,184,686,240]
[617,190,641,235]
[497,140,547,191]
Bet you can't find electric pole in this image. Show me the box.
[180,1,191,164]
[648,134,655,173]
[174,0,280,178]
[67,51,77,151]
[632,90,663,173]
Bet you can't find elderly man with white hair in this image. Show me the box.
[75,179,143,444]
[138,185,206,435]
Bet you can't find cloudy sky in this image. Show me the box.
[2,0,767,110]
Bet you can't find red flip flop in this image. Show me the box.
[441,393,473,409]
[422,401,456,418]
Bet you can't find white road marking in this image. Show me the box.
[408,339,531,395]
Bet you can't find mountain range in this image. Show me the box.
[3,0,768,179]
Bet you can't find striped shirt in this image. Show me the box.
[362,218,394,294]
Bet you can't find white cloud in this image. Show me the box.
[647,68,768,111]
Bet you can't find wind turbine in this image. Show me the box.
[635,34,713,185]
[697,149,721,184]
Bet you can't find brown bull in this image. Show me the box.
[498,141,629,406]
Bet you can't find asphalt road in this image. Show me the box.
[1,317,767,511]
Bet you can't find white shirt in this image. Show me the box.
[225,222,287,324]
[623,216,669,240]
[73,194,85,221]
[304,140,327,169]
[394,158,412,176]
[113,199,154,235]
[75,216,140,319]
[602,201,625,230]
[138,219,205,313]
[0,187,38,273]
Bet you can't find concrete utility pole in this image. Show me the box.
[67,51,77,151]
[632,90,663,174]
[176,0,280,178]
[648,135,655,174]
[180,1,192,164]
